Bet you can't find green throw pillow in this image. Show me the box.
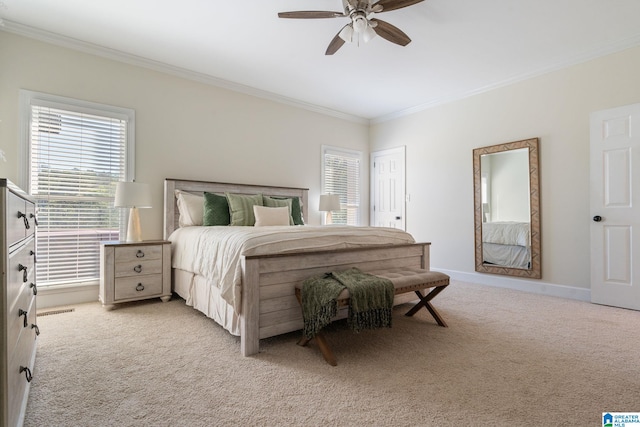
[203,192,230,226]
[263,196,294,225]
[271,196,304,225]
[226,193,263,226]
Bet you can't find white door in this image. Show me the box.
[371,147,405,230]
[590,103,640,310]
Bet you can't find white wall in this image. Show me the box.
[0,32,370,238]
[4,30,640,303]
[370,45,640,294]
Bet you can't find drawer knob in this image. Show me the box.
[19,309,28,328]
[19,366,33,383]
[18,264,28,282]
[30,250,37,263]
[30,282,38,296]
[136,250,145,258]
[31,324,40,336]
[30,212,38,226]
[134,265,142,273]
[18,211,30,229]
[136,283,145,292]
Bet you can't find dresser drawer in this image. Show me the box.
[7,190,31,247]
[114,244,162,262]
[7,284,36,357]
[114,258,163,278]
[25,198,36,239]
[7,317,37,427]
[114,274,164,300]
[7,238,36,309]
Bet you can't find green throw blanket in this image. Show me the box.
[301,267,394,339]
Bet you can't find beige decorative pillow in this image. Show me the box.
[262,195,294,225]
[253,206,290,227]
[175,190,204,227]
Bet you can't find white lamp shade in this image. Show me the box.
[114,182,152,208]
[338,24,354,43]
[362,24,377,43]
[319,194,341,212]
[353,15,367,33]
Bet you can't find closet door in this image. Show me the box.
[590,103,640,310]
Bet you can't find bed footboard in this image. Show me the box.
[239,242,431,357]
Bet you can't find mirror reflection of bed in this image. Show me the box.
[480,147,531,269]
[482,221,530,268]
[473,137,540,279]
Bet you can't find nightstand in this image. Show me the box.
[99,240,171,309]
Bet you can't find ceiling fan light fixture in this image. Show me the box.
[362,24,377,43]
[278,0,424,54]
[338,24,354,42]
[352,15,367,33]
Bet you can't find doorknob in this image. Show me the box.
[593,215,602,222]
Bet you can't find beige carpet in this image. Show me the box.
[24,281,639,426]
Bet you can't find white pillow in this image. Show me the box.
[175,190,204,227]
[253,206,290,227]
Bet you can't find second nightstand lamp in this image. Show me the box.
[114,181,152,242]
[319,194,341,225]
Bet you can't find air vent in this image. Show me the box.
[37,308,75,317]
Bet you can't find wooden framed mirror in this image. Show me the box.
[473,137,541,278]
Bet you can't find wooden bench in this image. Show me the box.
[294,267,451,366]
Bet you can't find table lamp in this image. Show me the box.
[114,181,152,242]
[319,194,341,224]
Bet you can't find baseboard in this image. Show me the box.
[37,283,99,309]
[436,268,591,302]
[34,269,592,309]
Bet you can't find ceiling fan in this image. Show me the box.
[278,0,424,55]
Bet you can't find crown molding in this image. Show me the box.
[5,19,640,126]
[372,33,640,124]
[1,20,369,125]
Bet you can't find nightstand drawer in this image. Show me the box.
[114,244,162,262]
[114,274,164,300]
[114,258,163,278]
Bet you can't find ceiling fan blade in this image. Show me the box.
[278,11,344,19]
[325,28,347,55]
[370,19,411,46]
[372,0,424,12]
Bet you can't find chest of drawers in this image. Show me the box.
[99,240,171,309]
[1,179,38,427]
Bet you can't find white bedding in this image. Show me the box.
[169,225,415,312]
[482,242,530,269]
[482,221,530,246]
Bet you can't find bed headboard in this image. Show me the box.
[163,178,309,239]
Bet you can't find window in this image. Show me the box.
[321,145,362,225]
[20,91,135,287]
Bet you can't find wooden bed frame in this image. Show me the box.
[164,178,431,356]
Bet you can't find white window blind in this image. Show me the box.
[322,146,361,225]
[24,93,134,287]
